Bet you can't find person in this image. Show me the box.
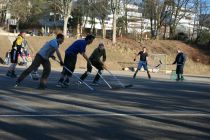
[20,37,31,65]
[172,48,186,81]
[57,34,95,87]
[6,32,26,78]
[22,36,40,80]
[80,43,106,85]
[133,47,151,79]
[15,33,64,89]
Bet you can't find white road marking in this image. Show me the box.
[0,113,210,117]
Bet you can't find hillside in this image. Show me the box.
[0,35,210,75]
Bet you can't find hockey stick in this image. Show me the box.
[155,60,162,68]
[104,66,133,88]
[55,59,94,91]
[91,65,112,89]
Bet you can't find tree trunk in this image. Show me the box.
[112,9,117,44]
[63,16,69,37]
[102,22,106,39]
[169,26,176,39]
[90,17,94,34]
[163,24,167,39]
[150,18,154,38]
[125,0,128,34]
[77,23,80,39]
[16,21,19,33]
[80,24,83,38]
[156,28,160,40]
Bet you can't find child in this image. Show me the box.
[6,32,26,78]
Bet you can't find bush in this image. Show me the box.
[196,30,210,47]
[174,32,189,41]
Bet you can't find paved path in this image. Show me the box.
[0,65,210,140]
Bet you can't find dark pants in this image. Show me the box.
[10,48,21,63]
[176,64,184,74]
[176,64,184,80]
[17,54,51,86]
[61,54,77,77]
[80,60,104,82]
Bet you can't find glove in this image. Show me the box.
[134,59,136,61]
[51,55,56,60]
[60,61,64,66]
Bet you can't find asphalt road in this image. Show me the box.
[0,65,210,140]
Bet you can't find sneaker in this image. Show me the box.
[14,82,20,87]
[32,77,39,81]
[56,81,65,88]
[31,72,39,80]
[91,81,99,86]
[11,71,17,78]
[11,74,17,78]
[37,86,46,90]
[176,78,180,81]
[63,81,70,87]
[37,84,47,90]
[181,76,184,80]
[6,71,12,77]
[78,81,82,84]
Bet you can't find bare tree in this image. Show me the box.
[87,0,109,38]
[144,0,157,38]
[198,0,210,30]
[110,0,120,44]
[195,0,210,43]
[122,0,133,34]
[138,1,149,42]
[7,0,31,31]
[48,0,73,36]
[166,0,193,38]
[0,0,9,25]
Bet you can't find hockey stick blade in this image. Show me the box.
[111,84,133,90]
[124,84,133,88]
[155,60,163,68]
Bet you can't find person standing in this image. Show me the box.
[57,34,95,87]
[80,43,106,85]
[133,47,151,79]
[6,32,26,78]
[172,48,186,81]
[15,33,64,89]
